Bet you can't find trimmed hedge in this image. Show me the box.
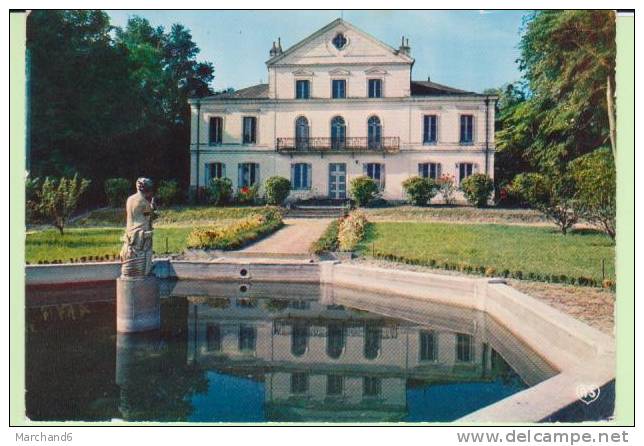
[186,208,283,250]
[370,251,611,289]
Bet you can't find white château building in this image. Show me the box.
[188,18,496,202]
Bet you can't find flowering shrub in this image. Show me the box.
[237,184,259,204]
[461,173,494,207]
[186,208,283,250]
[338,211,368,252]
[349,176,380,207]
[264,176,291,205]
[206,178,233,206]
[435,174,456,204]
[402,176,437,206]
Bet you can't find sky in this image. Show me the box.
[107,10,530,94]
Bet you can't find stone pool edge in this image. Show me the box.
[25,259,616,423]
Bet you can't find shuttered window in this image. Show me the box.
[295,80,310,99]
[238,163,260,187]
[242,117,257,144]
[209,117,223,145]
[364,163,386,190]
[460,115,474,144]
[205,162,225,184]
[418,162,441,180]
[368,79,382,98]
[423,115,437,144]
[457,162,476,184]
[291,163,312,190]
[332,79,346,98]
[419,330,437,361]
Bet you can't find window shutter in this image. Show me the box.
[437,163,442,178]
[474,163,479,173]
[204,163,211,184]
[307,164,312,189]
[238,164,243,188]
[380,164,386,190]
[255,163,260,185]
[363,163,368,176]
[290,164,296,188]
[418,163,423,177]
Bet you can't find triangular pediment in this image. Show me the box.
[329,68,351,76]
[365,67,389,75]
[267,18,414,66]
[292,69,315,76]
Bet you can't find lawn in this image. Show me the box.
[71,205,267,227]
[26,205,279,263]
[357,222,615,284]
[363,205,549,224]
[26,227,192,263]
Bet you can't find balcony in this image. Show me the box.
[276,137,400,153]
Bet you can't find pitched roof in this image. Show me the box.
[266,18,414,65]
[410,80,480,96]
[207,84,269,100]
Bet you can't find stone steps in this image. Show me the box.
[285,206,348,219]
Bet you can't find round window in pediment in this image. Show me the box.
[332,33,348,50]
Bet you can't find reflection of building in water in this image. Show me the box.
[179,281,553,421]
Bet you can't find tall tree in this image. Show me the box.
[27,11,214,205]
[27,11,140,182]
[518,10,616,168]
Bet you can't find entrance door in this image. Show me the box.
[328,163,346,199]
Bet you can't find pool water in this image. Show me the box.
[25,280,557,423]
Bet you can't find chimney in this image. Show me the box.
[399,36,411,56]
[269,41,278,57]
[277,37,283,54]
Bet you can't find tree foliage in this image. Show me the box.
[264,176,291,206]
[461,173,494,207]
[349,176,380,207]
[570,147,616,240]
[401,176,437,206]
[28,174,91,234]
[510,172,578,234]
[492,11,616,238]
[27,11,214,206]
[518,10,616,168]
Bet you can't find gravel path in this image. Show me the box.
[236,218,332,255]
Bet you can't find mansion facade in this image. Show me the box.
[189,18,496,202]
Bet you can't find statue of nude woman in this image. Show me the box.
[120,178,156,277]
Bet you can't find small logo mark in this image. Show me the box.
[576,384,601,405]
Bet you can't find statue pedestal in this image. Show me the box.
[116,276,160,333]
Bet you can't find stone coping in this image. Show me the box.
[24,258,615,423]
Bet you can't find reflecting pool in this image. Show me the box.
[25,280,557,422]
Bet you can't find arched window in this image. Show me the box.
[331,116,346,150]
[326,323,345,359]
[291,322,309,357]
[368,116,382,149]
[295,116,309,150]
[364,324,382,360]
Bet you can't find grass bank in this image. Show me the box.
[26,227,192,263]
[357,222,615,286]
[363,205,549,224]
[26,205,282,263]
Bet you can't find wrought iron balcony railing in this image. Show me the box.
[276,137,400,153]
